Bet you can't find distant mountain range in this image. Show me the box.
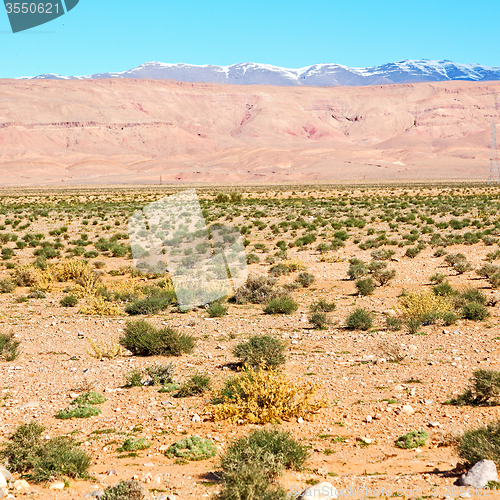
[20,59,500,86]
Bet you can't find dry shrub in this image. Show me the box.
[51,259,92,282]
[233,275,277,304]
[211,366,326,424]
[377,339,405,362]
[14,264,53,290]
[282,258,307,271]
[86,338,124,359]
[398,290,453,320]
[79,297,123,316]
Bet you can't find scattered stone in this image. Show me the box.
[373,413,382,420]
[357,437,371,444]
[167,495,178,500]
[13,479,30,490]
[49,481,65,490]
[297,417,304,424]
[0,468,12,482]
[191,414,201,422]
[19,401,39,409]
[83,491,104,498]
[144,462,154,467]
[401,404,414,415]
[458,459,498,488]
[394,384,404,391]
[159,445,169,452]
[423,399,434,405]
[428,421,440,428]
[297,481,338,500]
[106,468,117,476]
[364,415,372,423]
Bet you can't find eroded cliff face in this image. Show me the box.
[0,78,499,185]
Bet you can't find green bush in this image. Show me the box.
[462,301,490,321]
[0,421,91,482]
[385,317,402,331]
[432,281,456,296]
[461,288,487,305]
[56,405,102,419]
[207,301,228,317]
[269,263,290,277]
[119,320,195,356]
[0,332,20,361]
[60,295,78,307]
[118,438,151,452]
[395,430,428,449]
[448,369,500,406]
[174,373,211,397]
[145,363,174,386]
[457,419,500,466]
[346,308,373,331]
[101,480,146,500]
[355,277,376,296]
[70,391,106,406]
[295,272,315,287]
[263,297,298,315]
[347,261,367,280]
[214,428,307,500]
[308,312,331,330]
[233,335,286,369]
[233,275,277,304]
[124,369,143,387]
[165,436,217,461]
[309,299,336,312]
[124,293,173,315]
[0,278,16,293]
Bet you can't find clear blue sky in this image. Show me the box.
[1,0,499,78]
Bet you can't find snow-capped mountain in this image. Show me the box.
[21,59,500,86]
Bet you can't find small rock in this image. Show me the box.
[297,417,304,424]
[460,493,471,498]
[13,479,30,490]
[373,413,382,420]
[49,481,65,490]
[144,462,154,467]
[357,437,371,444]
[423,399,434,405]
[297,481,338,500]
[83,491,104,498]
[364,415,372,423]
[106,469,117,476]
[191,414,201,422]
[0,468,12,482]
[428,421,440,428]
[394,384,404,391]
[458,459,498,488]
[159,445,168,452]
[401,404,414,415]
[385,309,397,317]
[19,401,39,409]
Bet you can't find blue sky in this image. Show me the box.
[1,0,499,78]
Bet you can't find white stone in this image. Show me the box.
[49,481,65,490]
[191,414,201,422]
[401,404,414,415]
[459,459,498,488]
